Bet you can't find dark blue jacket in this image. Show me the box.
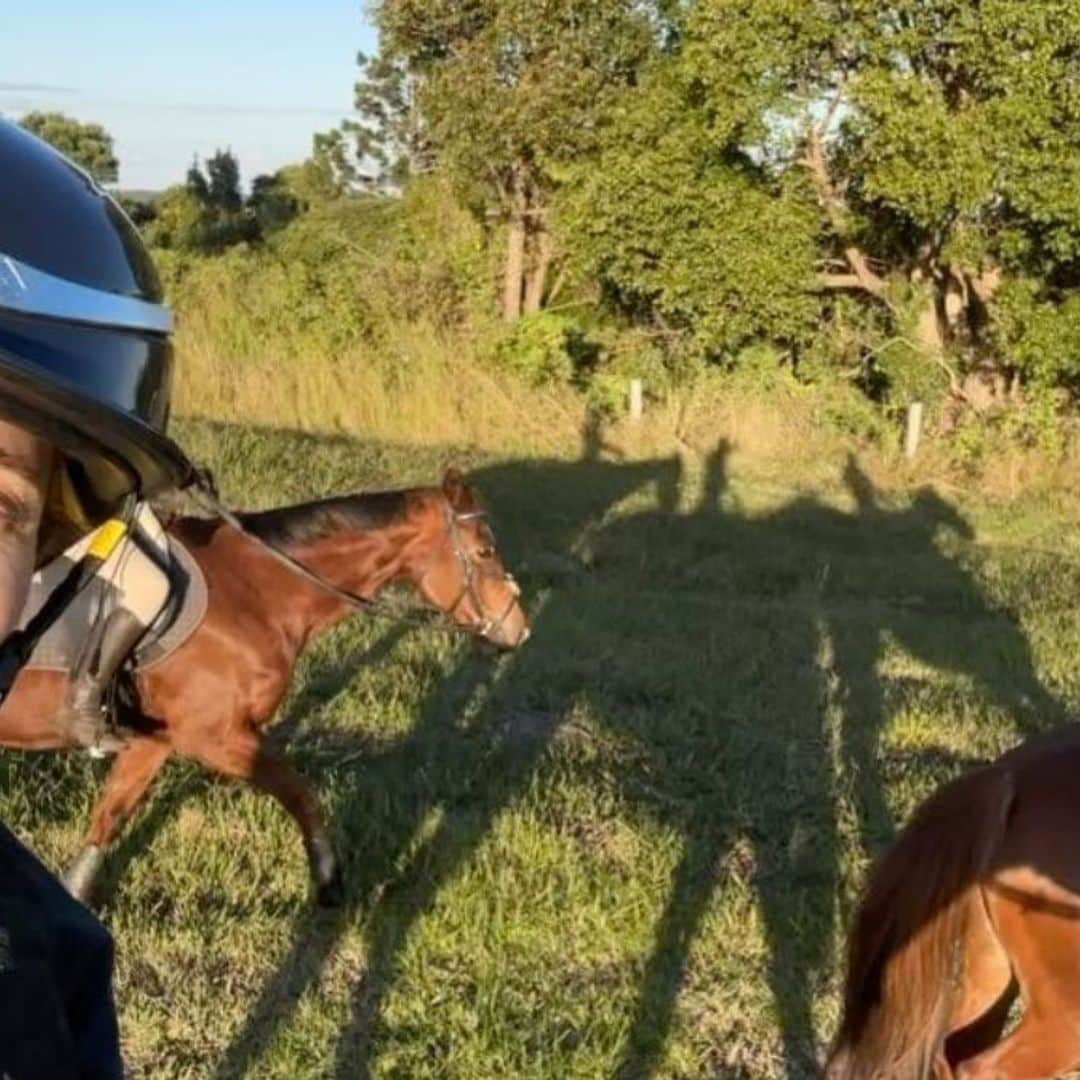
[0,823,122,1078]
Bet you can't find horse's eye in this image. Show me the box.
[476,546,495,560]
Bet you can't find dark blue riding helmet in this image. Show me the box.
[0,117,194,525]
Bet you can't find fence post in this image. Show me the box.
[904,401,924,459]
[628,379,643,422]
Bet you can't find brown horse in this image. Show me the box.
[828,728,1080,1079]
[0,469,528,906]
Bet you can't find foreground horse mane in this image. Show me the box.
[237,490,410,547]
[832,764,1014,1079]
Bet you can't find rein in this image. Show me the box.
[189,472,515,638]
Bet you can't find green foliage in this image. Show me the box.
[140,1,1080,439]
[149,152,259,254]
[375,0,662,188]
[874,283,953,411]
[494,312,579,386]
[247,173,300,236]
[115,194,157,228]
[843,1,1080,269]
[203,149,243,213]
[372,0,668,319]
[20,111,118,183]
[560,62,821,361]
[161,175,492,358]
[145,187,207,254]
[350,50,430,188]
[993,279,1080,388]
[558,0,1080,401]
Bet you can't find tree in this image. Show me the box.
[162,151,257,253]
[186,157,210,202]
[20,111,118,184]
[370,0,669,320]
[205,149,243,213]
[248,172,300,235]
[561,43,822,364]
[567,0,1080,407]
[350,50,431,189]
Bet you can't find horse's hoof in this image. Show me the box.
[64,845,105,905]
[316,867,345,908]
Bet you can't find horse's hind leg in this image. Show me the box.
[65,737,172,903]
[182,729,342,906]
[946,886,1016,1070]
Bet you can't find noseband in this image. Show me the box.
[421,501,522,640]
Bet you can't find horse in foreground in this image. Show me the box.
[828,729,1080,1079]
[0,469,528,905]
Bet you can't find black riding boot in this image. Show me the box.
[58,608,147,753]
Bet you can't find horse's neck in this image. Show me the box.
[277,525,416,638]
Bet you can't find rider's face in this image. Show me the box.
[0,420,52,636]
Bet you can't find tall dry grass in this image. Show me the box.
[167,238,1080,503]
[175,321,586,454]
[168,240,588,454]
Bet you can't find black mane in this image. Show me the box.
[238,490,410,547]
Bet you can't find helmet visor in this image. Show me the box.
[0,252,173,334]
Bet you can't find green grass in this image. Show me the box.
[4,418,1080,1078]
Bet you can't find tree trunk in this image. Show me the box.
[502,214,526,322]
[502,170,527,322]
[523,223,553,315]
[914,293,945,357]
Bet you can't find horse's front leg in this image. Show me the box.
[179,727,342,907]
[65,737,172,903]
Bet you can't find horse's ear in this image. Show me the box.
[442,467,467,509]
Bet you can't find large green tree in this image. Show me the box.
[20,111,119,184]
[367,0,669,320]
[568,0,1080,405]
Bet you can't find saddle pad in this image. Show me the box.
[21,536,209,674]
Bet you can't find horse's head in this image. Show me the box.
[410,469,529,649]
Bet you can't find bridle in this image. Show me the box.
[416,501,523,640]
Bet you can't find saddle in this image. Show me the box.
[18,536,208,676]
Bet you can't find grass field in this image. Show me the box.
[4,417,1080,1078]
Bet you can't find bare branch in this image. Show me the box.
[800,125,890,299]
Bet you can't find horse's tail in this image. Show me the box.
[828,765,1014,1080]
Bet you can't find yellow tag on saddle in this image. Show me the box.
[88,519,129,562]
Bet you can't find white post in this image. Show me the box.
[904,401,924,460]
[628,378,643,422]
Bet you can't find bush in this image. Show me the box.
[494,313,579,385]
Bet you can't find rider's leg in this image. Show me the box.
[58,506,170,750]
[61,608,154,749]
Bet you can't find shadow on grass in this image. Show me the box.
[149,421,1063,1080]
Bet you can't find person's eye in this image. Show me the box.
[0,489,31,536]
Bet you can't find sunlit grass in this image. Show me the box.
[3,418,1080,1078]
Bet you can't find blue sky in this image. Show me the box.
[1,2,378,190]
